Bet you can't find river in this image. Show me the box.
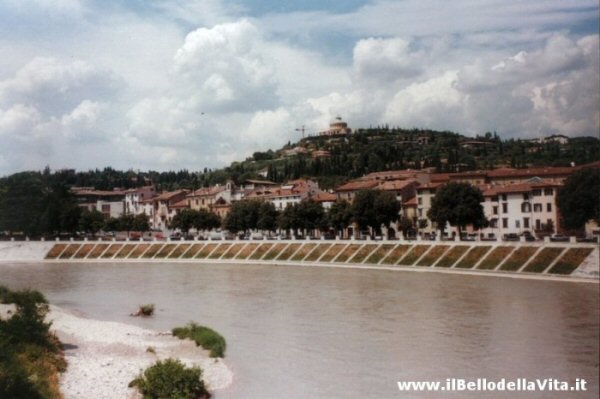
[0,262,598,398]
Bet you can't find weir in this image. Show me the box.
[0,239,598,281]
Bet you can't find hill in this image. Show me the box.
[2,128,599,191]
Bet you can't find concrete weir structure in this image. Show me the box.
[1,239,598,282]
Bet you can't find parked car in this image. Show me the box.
[576,236,598,243]
[169,232,182,240]
[480,234,497,241]
[250,232,264,240]
[521,231,536,242]
[550,234,569,242]
[503,233,519,242]
[322,232,336,240]
[422,232,436,241]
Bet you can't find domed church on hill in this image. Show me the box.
[319,116,352,136]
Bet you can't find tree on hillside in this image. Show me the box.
[557,168,600,231]
[427,182,487,236]
[0,172,45,235]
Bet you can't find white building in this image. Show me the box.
[481,180,561,237]
[124,186,156,215]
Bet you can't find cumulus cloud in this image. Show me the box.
[0,0,597,175]
[0,57,120,118]
[172,20,279,113]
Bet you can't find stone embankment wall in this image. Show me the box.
[1,239,598,280]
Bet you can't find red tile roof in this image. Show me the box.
[170,199,189,209]
[403,197,418,206]
[336,179,380,192]
[376,179,417,191]
[311,192,337,202]
[153,189,189,201]
[487,166,575,178]
[188,186,226,197]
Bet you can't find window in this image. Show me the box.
[535,219,541,230]
[544,188,553,196]
[523,193,529,200]
[418,197,422,205]
[490,219,498,228]
[524,218,529,228]
[418,209,423,217]
[493,206,498,215]
[516,220,520,228]
[533,204,542,212]
[502,194,507,201]
[547,203,552,212]
[502,203,508,213]
[521,203,531,213]
[492,196,498,202]
[532,189,541,196]
[502,218,508,228]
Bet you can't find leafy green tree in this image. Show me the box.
[104,217,120,232]
[39,182,81,235]
[196,209,221,231]
[557,168,600,231]
[278,204,301,234]
[0,172,45,235]
[427,182,486,236]
[328,200,353,236]
[351,190,378,234]
[397,216,415,237]
[79,209,105,234]
[119,214,135,234]
[223,200,260,233]
[132,214,150,232]
[373,191,401,231]
[296,200,326,232]
[257,202,278,232]
[351,190,400,236]
[170,209,199,233]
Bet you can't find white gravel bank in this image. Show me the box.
[47,306,233,399]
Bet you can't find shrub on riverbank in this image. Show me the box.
[172,323,226,358]
[129,358,210,399]
[139,304,155,317]
[0,285,66,399]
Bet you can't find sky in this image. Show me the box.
[0,0,598,175]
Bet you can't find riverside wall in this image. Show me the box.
[0,239,598,281]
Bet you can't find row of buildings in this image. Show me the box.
[72,161,600,238]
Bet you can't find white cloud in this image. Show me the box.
[0,104,41,138]
[0,0,597,175]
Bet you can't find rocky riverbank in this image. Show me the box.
[47,306,233,399]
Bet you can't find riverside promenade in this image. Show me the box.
[1,238,598,282]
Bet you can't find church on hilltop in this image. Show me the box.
[319,116,352,136]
